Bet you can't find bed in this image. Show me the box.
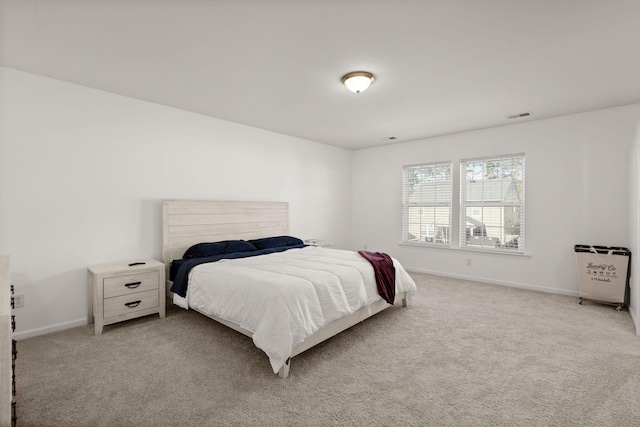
[162,199,417,378]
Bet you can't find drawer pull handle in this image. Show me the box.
[125,281,142,289]
[125,300,142,308]
[128,262,146,267]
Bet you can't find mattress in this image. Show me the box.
[174,246,417,373]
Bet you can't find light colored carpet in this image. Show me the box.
[15,273,640,426]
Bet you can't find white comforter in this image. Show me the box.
[174,246,417,373]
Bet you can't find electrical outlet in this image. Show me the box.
[466,259,472,267]
[14,293,24,308]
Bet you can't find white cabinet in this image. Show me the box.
[89,259,165,335]
[1,255,15,426]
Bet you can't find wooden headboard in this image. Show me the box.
[162,199,289,266]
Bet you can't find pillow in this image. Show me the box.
[183,242,227,259]
[224,240,258,254]
[248,235,304,250]
[182,240,258,259]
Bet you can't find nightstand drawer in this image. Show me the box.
[103,290,159,319]
[103,271,159,298]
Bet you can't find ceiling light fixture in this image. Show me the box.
[341,71,375,94]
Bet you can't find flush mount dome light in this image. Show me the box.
[341,71,375,93]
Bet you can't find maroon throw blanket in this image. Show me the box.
[358,250,396,304]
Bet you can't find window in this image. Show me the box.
[460,154,525,252]
[402,162,452,245]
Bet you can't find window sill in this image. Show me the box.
[398,241,530,257]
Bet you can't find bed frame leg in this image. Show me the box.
[402,292,407,307]
[278,358,290,378]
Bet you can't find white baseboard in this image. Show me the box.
[629,306,640,336]
[405,267,580,298]
[14,317,89,340]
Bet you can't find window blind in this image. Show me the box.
[460,154,525,252]
[402,161,452,245]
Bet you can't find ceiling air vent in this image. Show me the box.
[507,111,533,119]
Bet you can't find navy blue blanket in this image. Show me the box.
[169,244,306,297]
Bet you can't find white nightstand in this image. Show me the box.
[89,259,165,335]
[304,239,333,248]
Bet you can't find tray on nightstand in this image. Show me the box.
[304,239,333,248]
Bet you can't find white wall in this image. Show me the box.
[0,67,352,338]
[352,104,640,333]
[629,124,640,335]
[3,66,639,338]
